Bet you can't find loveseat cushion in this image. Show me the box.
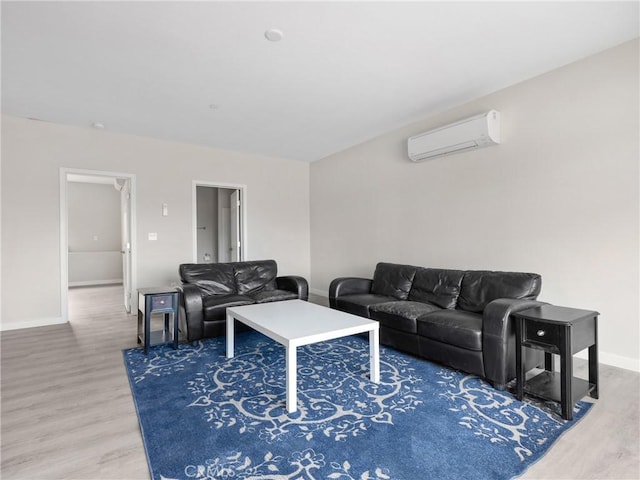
[335,294,396,318]
[233,260,278,295]
[370,301,442,334]
[408,268,465,309]
[417,310,483,351]
[202,294,255,320]
[457,271,542,313]
[179,263,236,295]
[249,289,298,304]
[371,263,416,300]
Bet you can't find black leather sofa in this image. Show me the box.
[329,262,545,390]
[179,259,308,342]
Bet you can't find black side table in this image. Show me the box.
[137,287,180,354]
[514,305,599,420]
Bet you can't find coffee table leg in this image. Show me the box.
[286,345,297,413]
[370,328,380,383]
[226,312,235,359]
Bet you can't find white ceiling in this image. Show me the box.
[2,1,638,162]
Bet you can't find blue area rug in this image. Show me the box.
[123,331,592,480]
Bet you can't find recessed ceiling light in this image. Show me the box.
[92,122,105,129]
[264,28,284,42]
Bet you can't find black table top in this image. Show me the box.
[138,286,179,296]
[514,305,599,325]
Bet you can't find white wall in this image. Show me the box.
[310,40,639,371]
[1,118,310,329]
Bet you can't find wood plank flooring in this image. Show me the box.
[1,286,638,479]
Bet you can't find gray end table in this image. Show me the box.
[514,305,599,420]
[137,287,179,354]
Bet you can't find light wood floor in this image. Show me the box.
[1,286,638,479]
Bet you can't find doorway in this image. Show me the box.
[193,182,246,263]
[60,168,136,320]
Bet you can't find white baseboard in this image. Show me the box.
[1,316,67,332]
[575,349,639,372]
[68,279,123,287]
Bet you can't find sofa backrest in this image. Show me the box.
[179,263,236,295]
[457,270,542,313]
[179,259,279,296]
[408,268,465,309]
[232,260,278,295]
[371,263,416,300]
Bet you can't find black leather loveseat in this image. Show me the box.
[330,262,545,390]
[179,259,308,342]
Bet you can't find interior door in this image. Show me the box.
[119,179,132,313]
[230,190,241,261]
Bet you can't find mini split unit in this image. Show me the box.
[407,110,501,162]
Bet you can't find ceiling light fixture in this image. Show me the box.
[264,28,284,42]
[92,122,105,129]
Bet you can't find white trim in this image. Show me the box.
[1,317,67,331]
[68,280,123,287]
[192,181,248,263]
[60,168,137,320]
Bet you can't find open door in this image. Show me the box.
[118,178,133,313]
[230,190,241,261]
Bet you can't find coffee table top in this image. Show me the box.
[227,299,378,347]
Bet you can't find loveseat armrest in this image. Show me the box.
[178,283,204,342]
[276,276,309,301]
[482,298,548,389]
[329,277,373,308]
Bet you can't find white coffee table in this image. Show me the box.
[226,299,380,413]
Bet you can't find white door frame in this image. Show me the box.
[192,181,247,263]
[59,167,137,321]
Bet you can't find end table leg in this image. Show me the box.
[589,316,599,399]
[370,328,380,383]
[589,344,599,399]
[515,318,524,401]
[561,327,573,421]
[286,345,297,413]
[144,297,151,355]
[226,312,235,359]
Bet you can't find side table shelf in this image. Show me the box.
[137,287,180,354]
[514,305,599,420]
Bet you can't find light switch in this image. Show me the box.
[148,232,158,241]
[93,235,99,241]
[162,203,168,217]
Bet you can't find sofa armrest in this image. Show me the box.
[178,283,204,342]
[276,275,309,301]
[329,277,373,308]
[482,298,548,389]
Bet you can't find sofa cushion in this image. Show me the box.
[233,260,278,295]
[249,289,298,304]
[202,294,255,320]
[408,268,465,309]
[371,263,416,300]
[417,310,483,351]
[179,263,236,295]
[370,301,442,334]
[457,271,542,313]
[335,294,396,318]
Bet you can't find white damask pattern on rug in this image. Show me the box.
[186,338,424,443]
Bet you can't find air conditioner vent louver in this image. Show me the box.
[408,110,500,162]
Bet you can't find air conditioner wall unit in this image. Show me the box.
[407,110,500,162]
